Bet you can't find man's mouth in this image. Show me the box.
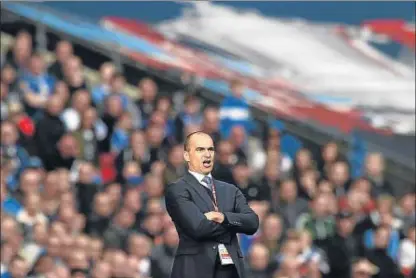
[203,159,212,168]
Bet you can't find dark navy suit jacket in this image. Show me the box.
[165,172,259,278]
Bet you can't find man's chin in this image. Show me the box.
[201,168,213,175]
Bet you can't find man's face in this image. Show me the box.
[280,180,297,201]
[1,122,17,145]
[111,76,125,93]
[56,41,73,63]
[231,83,244,98]
[169,145,184,168]
[91,261,111,278]
[9,258,29,278]
[203,108,219,131]
[249,244,269,270]
[262,215,282,241]
[313,195,329,218]
[374,227,390,248]
[337,217,355,236]
[30,55,45,76]
[184,133,215,175]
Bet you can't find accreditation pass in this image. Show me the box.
[218,244,234,265]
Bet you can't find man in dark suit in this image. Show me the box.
[165,131,259,278]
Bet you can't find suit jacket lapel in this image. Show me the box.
[183,172,215,211]
[213,179,227,211]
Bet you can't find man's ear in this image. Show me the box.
[184,151,190,162]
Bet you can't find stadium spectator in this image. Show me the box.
[1,33,414,278]
[48,40,74,81]
[219,79,253,138]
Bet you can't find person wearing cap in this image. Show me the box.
[351,258,379,278]
[321,211,359,278]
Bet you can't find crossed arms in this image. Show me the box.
[165,183,259,241]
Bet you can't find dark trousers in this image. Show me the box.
[214,255,239,278]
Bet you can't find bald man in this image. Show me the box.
[165,131,259,278]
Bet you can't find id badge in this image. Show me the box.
[218,244,234,265]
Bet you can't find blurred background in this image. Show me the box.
[0,1,415,278]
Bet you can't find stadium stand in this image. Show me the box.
[0,3,415,278]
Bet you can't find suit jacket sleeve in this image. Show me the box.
[223,187,259,235]
[165,182,230,241]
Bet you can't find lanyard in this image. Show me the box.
[211,182,219,212]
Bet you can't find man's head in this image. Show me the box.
[90,261,111,278]
[229,125,246,148]
[279,179,298,202]
[184,95,200,115]
[113,208,135,230]
[29,53,46,76]
[55,40,73,63]
[124,189,142,213]
[169,144,185,168]
[230,79,245,98]
[110,72,126,94]
[374,225,390,249]
[1,121,18,145]
[184,131,215,175]
[202,107,219,133]
[8,256,29,278]
[312,194,330,218]
[336,211,355,237]
[128,233,152,259]
[216,140,234,165]
[71,89,91,114]
[46,95,65,116]
[99,62,115,85]
[138,77,157,102]
[262,213,283,241]
[322,142,339,163]
[295,148,313,171]
[329,161,349,186]
[365,152,385,177]
[248,243,270,271]
[352,258,379,278]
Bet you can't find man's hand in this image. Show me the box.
[204,211,225,223]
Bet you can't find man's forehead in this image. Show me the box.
[189,134,214,148]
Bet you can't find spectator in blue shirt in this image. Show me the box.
[101,72,129,111]
[110,112,133,154]
[219,79,253,138]
[1,182,22,218]
[1,121,30,188]
[91,62,116,108]
[19,53,55,120]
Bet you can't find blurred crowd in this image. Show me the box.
[1,30,415,278]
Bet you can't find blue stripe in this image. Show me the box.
[3,3,173,60]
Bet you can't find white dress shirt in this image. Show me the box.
[188,170,212,190]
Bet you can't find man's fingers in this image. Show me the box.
[204,212,215,220]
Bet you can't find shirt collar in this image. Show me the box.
[188,170,212,188]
